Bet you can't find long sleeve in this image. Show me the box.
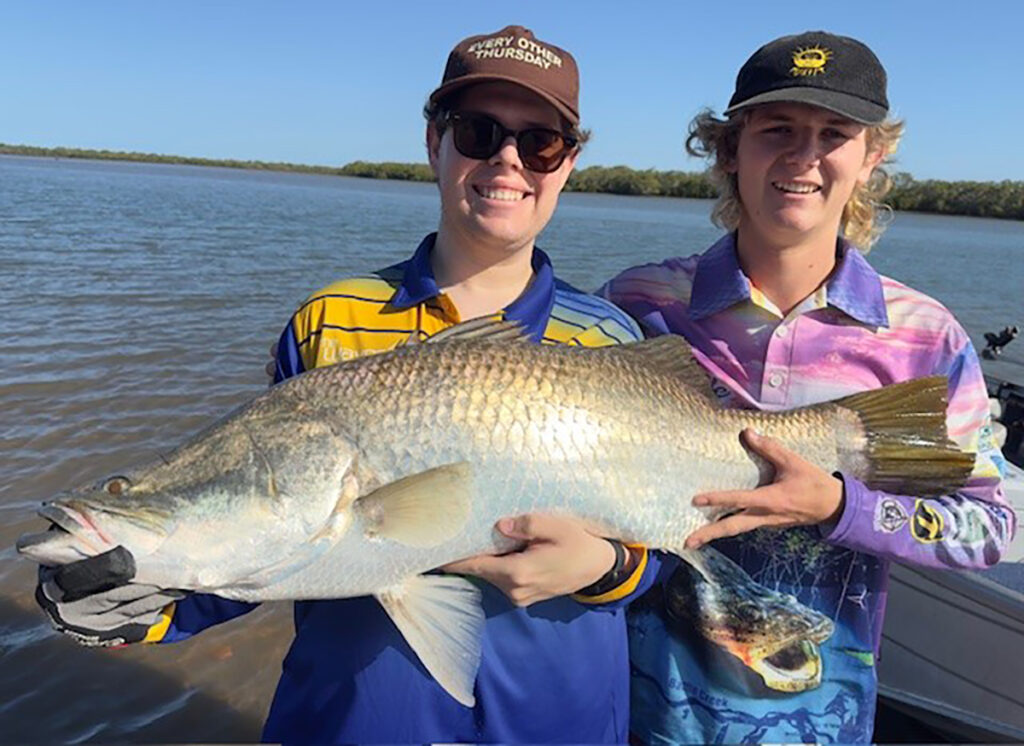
[158,596,258,643]
[824,341,1015,568]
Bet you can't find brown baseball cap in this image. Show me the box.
[428,25,580,125]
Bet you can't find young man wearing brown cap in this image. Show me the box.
[34,25,664,743]
[602,31,1011,744]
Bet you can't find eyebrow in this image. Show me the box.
[755,113,858,127]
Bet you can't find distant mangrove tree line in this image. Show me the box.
[3,144,1021,221]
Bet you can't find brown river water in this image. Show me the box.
[1,155,1022,741]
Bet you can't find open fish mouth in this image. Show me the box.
[665,548,836,693]
[749,638,826,693]
[16,502,129,565]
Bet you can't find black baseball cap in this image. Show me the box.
[724,31,889,124]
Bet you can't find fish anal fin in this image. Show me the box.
[377,574,484,707]
[618,336,718,402]
[355,462,473,548]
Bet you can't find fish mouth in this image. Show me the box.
[17,499,168,566]
[17,502,115,565]
[748,638,826,693]
[664,549,836,693]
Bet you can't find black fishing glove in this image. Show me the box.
[35,546,186,647]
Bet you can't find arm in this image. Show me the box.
[686,344,1015,569]
[35,547,258,646]
[823,342,1013,568]
[441,515,667,609]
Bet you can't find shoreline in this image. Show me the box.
[2,144,1021,221]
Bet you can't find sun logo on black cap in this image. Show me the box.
[790,45,832,77]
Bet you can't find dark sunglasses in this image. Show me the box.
[446,111,578,173]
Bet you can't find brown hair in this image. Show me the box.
[685,108,904,251]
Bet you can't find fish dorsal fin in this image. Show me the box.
[617,335,718,401]
[426,317,530,345]
[355,463,473,548]
[377,574,484,706]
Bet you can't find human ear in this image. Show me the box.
[565,148,580,172]
[426,124,441,176]
[857,144,886,185]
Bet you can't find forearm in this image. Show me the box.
[158,594,259,643]
[573,546,674,609]
[823,473,1014,569]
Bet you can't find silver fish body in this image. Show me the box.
[18,324,974,703]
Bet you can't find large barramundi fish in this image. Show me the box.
[18,320,974,704]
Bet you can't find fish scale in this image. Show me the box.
[18,322,974,705]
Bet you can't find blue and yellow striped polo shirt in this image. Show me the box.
[273,232,642,380]
[160,234,667,742]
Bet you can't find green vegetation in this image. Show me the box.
[2,143,1021,220]
[338,160,435,181]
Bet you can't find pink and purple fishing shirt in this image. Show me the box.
[603,233,1014,744]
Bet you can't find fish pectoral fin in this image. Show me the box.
[355,462,473,548]
[377,574,484,707]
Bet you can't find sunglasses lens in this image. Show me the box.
[519,130,569,172]
[452,114,502,159]
[448,113,574,173]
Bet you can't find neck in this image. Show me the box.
[735,222,839,316]
[431,227,536,321]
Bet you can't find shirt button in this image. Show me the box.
[768,372,785,388]
[775,325,789,338]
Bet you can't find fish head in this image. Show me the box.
[18,401,362,591]
[665,553,835,693]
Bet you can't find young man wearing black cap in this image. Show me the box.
[603,31,1011,744]
[34,25,663,744]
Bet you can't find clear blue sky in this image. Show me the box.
[4,0,1021,181]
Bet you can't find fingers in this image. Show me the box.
[685,511,783,549]
[494,513,583,542]
[741,428,793,467]
[51,546,136,601]
[440,553,534,605]
[692,485,783,512]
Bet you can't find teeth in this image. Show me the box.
[774,182,820,194]
[477,187,524,202]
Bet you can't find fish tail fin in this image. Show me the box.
[837,376,975,496]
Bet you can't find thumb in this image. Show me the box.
[496,515,532,541]
[742,428,791,467]
[496,514,557,541]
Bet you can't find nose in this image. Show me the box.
[786,129,821,167]
[489,134,523,169]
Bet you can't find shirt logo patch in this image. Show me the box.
[790,45,832,77]
[873,498,908,534]
[911,500,945,543]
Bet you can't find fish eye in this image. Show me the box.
[102,476,132,496]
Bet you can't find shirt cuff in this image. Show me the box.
[819,472,866,544]
[142,602,176,643]
[572,544,648,605]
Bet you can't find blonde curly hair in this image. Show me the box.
[685,108,904,251]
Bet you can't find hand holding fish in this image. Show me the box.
[684,428,845,549]
[440,514,618,607]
